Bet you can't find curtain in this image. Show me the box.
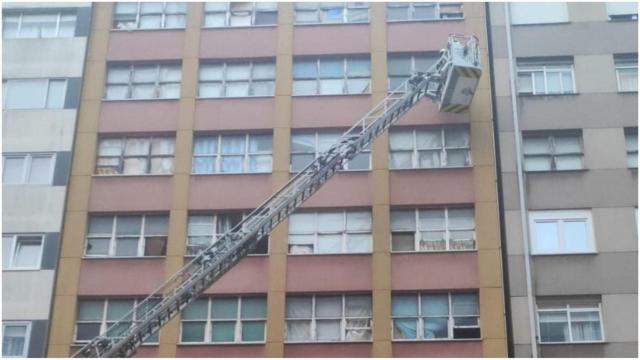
[393,319,417,339]
[570,311,602,341]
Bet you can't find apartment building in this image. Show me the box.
[487,2,638,357]
[1,2,92,358]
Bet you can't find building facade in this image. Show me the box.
[487,2,638,358]
[44,2,508,357]
[1,2,92,357]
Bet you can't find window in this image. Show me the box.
[84,215,168,257]
[537,303,604,343]
[387,53,440,90]
[391,208,475,252]
[204,2,278,27]
[294,2,369,24]
[3,78,67,109]
[113,2,186,29]
[2,235,44,270]
[187,213,268,256]
[386,3,463,21]
[181,296,267,343]
[192,134,272,174]
[3,11,76,39]
[529,210,595,255]
[517,59,575,95]
[510,2,568,25]
[199,61,275,98]
[285,294,372,342]
[2,153,55,185]
[389,127,470,169]
[96,137,175,175]
[615,55,638,92]
[105,63,181,100]
[75,298,161,343]
[522,132,583,171]
[292,57,370,96]
[288,210,372,254]
[290,131,370,172]
[2,322,30,357]
[392,292,480,340]
[625,128,638,168]
[607,2,638,21]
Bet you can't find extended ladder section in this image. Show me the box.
[73,34,481,358]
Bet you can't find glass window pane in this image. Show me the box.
[416,130,442,149]
[106,85,129,100]
[182,299,208,320]
[316,296,342,318]
[422,294,449,316]
[255,11,278,25]
[47,80,66,108]
[346,78,370,94]
[554,136,581,154]
[555,154,582,170]
[226,64,251,80]
[241,320,265,341]
[241,297,267,319]
[107,300,134,321]
[252,63,275,80]
[291,134,315,153]
[390,151,412,169]
[204,13,227,27]
[564,220,588,252]
[194,137,218,155]
[347,58,370,77]
[347,153,370,170]
[248,135,272,153]
[418,150,442,168]
[116,216,142,235]
[289,213,315,233]
[525,155,552,171]
[387,7,409,21]
[200,64,224,81]
[165,14,186,28]
[347,8,368,22]
[393,318,417,339]
[293,80,317,95]
[444,128,469,148]
[346,234,371,253]
[248,155,272,172]
[115,238,138,256]
[392,295,418,317]
[424,317,448,339]
[317,234,342,253]
[293,60,318,78]
[533,72,544,93]
[3,157,25,184]
[392,233,415,251]
[523,136,551,155]
[285,320,311,341]
[3,237,13,268]
[388,57,412,77]
[285,297,312,318]
[419,209,445,230]
[131,83,155,99]
[124,138,150,156]
[316,319,341,340]
[317,132,340,153]
[181,322,206,342]
[319,79,344,94]
[317,212,343,232]
[86,238,110,255]
[221,135,245,154]
[451,293,479,316]
[5,79,47,109]
[389,131,414,150]
[539,311,569,343]
[346,211,371,231]
[78,300,104,321]
[211,321,235,342]
[449,208,474,229]
[75,323,101,342]
[534,221,559,252]
[291,154,314,171]
[13,237,42,268]
[199,82,222,97]
[211,298,238,320]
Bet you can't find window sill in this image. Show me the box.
[178,341,266,346]
[617,90,638,94]
[110,27,185,33]
[512,21,571,27]
[518,92,579,98]
[386,18,464,24]
[292,93,372,98]
[102,97,180,102]
[293,21,370,27]
[82,256,166,260]
[608,18,638,22]
[92,174,173,178]
[531,251,598,256]
[284,340,372,345]
[74,341,159,347]
[289,169,372,174]
[539,340,606,345]
[196,95,274,100]
[2,183,54,187]
[190,171,272,176]
[391,249,477,254]
[201,24,278,30]
[288,252,372,257]
[3,35,79,40]
[525,168,587,174]
[392,338,482,343]
[184,253,269,258]
[389,166,473,172]
[2,267,42,272]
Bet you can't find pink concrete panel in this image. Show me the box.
[133,346,159,358]
[391,252,479,290]
[397,98,469,126]
[189,174,272,210]
[194,98,274,131]
[284,343,372,357]
[203,256,268,294]
[78,259,165,296]
[389,168,474,206]
[89,176,173,212]
[293,24,370,55]
[291,95,372,129]
[387,21,465,53]
[107,30,184,61]
[301,172,371,208]
[286,255,372,292]
[99,100,179,133]
[200,27,277,59]
[392,340,483,357]
[176,345,265,358]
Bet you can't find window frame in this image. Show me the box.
[198,60,276,98]
[2,234,45,271]
[516,63,576,95]
[95,136,175,176]
[2,11,77,39]
[389,126,472,169]
[536,303,605,344]
[385,2,463,22]
[203,2,278,28]
[615,58,638,93]
[84,214,169,258]
[104,63,182,100]
[529,210,596,255]
[186,212,269,256]
[2,321,31,358]
[191,133,273,174]
[624,128,638,168]
[290,130,371,172]
[522,132,584,172]
[293,2,370,25]
[112,2,187,30]
[2,78,68,110]
[292,57,371,96]
[387,53,440,91]
[2,153,56,185]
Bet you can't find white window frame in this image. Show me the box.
[290,130,371,172]
[95,136,175,176]
[198,61,276,98]
[203,2,278,27]
[112,2,186,30]
[516,63,576,95]
[389,127,472,169]
[391,292,480,341]
[536,303,605,344]
[284,294,372,343]
[2,78,68,109]
[84,214,168,258]
[192,133,273,174]
[2,234,45,271]
[386,2,463,22]
[104,63,181,100]
[606,2,638,21]
[615,58,638,93]
[179,296,268,344]
[529,210,596,255]
[522,132,584,172]
[625,129,638,168]
[292,57,371,96]
[2,321,31,358]
[509,2,569,25]
[2,153,56,185]
[2,11,77,39]
[186,212,269,256]
[387,53,440,91]
[294,2,370,24]
[288,210,372,255]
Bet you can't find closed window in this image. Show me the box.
[387,53,439,90]
[389,127,470,169]
[391,208,475,252]
[75,298,161,343]
[2,235,44,270]
[517,59,575,95]
[204,2,277,27]
[625,128,638,168]
[510,2,568,25]
[615,55,638,92]
[3,78,67,109]
[199,61,275,98]
[187,213,268,256]
[105,63,181,100]
[606,2,638,21]
[96,137,175,175]
[181,296,267,343]
[2,153,55,185]
[522,132,583,171]
[288,210,372,254]
[3,11,76,38]
[294,2,369,24]
[386,2,463,21]
[293,57,370,96]
[192,134,272,174]
[285,294,372,342]
[529,210,595,255]
[537,303,604,343]
[291,130,370,172]
[85,215,168,257]
[2,322,30,357]
[392,292,480,340]
[113,2,186,29]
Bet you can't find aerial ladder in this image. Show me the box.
[73,34,482,358]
